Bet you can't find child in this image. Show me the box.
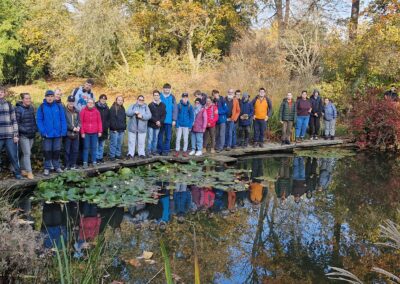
[174,93,194,157]
[189,98,207,156]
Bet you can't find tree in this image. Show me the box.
[349,0,360,40]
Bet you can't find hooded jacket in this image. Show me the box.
[192,106,207,133]
[64,105,80,133]
[205,104,219,128]
[15,102,37,139]
[176,100,194,128]
[278,98,297,122]
[160,93,177,124]
[148,101,166,129]
[239,99,254,127]
[126,103,152,133]
[109,103,127,132]
[79,106,102,135]
[215,97,228,124]
[95,101,110,140]
[310,94,323,116]
[37,99,67,138]
[323,102,337,121]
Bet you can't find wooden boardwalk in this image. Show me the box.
[0,139,350,192]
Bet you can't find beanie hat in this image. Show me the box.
[67,95,75,102]
[195,98,202,104]
[242,93,249,99]
[45,90,55,97]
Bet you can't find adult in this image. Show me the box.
[189,98,207,156]
[213,90,227,152]
[72,78,95,112]
[235,90,242,102]
[64,95,80,170]
[295,91,312,142]
[252,87,273,147]
[147,90,166,156]
[225,89,240,150]
[175,93,194,157]
[80,98,102,168]
[322,98,337,140]
[278,92,297,145]
[203,97,219,154]
[95,94,110,163]
[54,88,64,105]
[309,89,323,140]
[15,93,37,179]
[0,87,22,179]
[384,85,398,101]
[193,90,206,106]
[292,157,307,203]
[126,95,152,159]
[238,93,253,147]
[109,96,126,161]
[157,83,177,156]
[37,90,67,176]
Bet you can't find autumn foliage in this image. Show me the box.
[350,89,400,151]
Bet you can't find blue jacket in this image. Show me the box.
[37,99,67,138]
[323,103,337,121]
[176,100,194,128]
[215,97,228,124]
[239,100,254,126]
[160,93,178,124]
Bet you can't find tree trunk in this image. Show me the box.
[284,0,290,28]
[349,0,360,40]
[275,0,284,38]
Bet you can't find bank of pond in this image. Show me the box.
[5,150,400,283]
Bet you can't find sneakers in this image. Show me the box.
[27,172,34,180]
[97,159,104,164]
[174,151,180,158]
[83,163,88,169]
[15,174,23,180]
[182,152,189,157]
[44,169,50,176]
[92,162,97,167]
[110,157,116,162]
[56,168,63,173]
[225,147,231,151]
[210,149,216,154]
[331,136,335,140]
[195,151,202,156]
[21,170,28,177]
[259,142,264,148]
[189,150,196,156]
[202,148,207,153]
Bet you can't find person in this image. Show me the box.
[79,98,102,168]
[64,95,80,170]
[292,156,307,203]
[252,87,272,147]
[295,90,312,142]
[225,89,240,150]
[175,93,194,157]
[322,98,337,140]
[109,96,126,161]
[189,98,207,156]
[235,90,242,102]
[126,95,152,159]
[15,93,37,179]
[72,78,95,112]
[309,89,323,140]
[95,94,110,163]
[157,83,177,156]
[279,92,297,145]
[384,85,398,101]
[275,157,292,204]
[238,93,253,147]
[37,90,67,176]
[213,90,228,152]
[0,87,22,179]
[54,88,64,105]
[203,97,219,154]
[147,90,166,156]
[193,90,207,106]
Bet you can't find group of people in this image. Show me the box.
[1,78,341,180]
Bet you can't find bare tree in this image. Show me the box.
[349,0,360,40]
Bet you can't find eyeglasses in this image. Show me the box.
[139,99,144,102]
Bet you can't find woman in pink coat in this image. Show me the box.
[189,98,208,156]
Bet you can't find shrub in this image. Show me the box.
[350,88,400,151]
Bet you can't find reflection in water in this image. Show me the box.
[17,153,400,283]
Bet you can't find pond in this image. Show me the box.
[15,151,400,283]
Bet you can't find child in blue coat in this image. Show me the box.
[174,93,194,157]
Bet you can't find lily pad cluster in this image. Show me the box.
[34,160,251,208]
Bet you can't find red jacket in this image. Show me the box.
[80,107,103,135]
[205,104,218,128]
[79,216,101,241]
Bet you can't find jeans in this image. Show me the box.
[97,139,105,160]
[109,131,124,158]
[43,137,62,170]
[253,119,267,143]
[175,127,190,152]
[64,137,79,167]
[0,138,21,175]
[239,126,250,145]
[324,119,336,137]
[293,157,305,180]
[19,136,34,172]
[232,122,237,147]
[225,121,235,148]
[203,127,216,150]
[215,123,226,150]
[295,116,310,138]
[282,121,294,142]
[128,132,147,157]
[309,115,321,136]
[191,132,204,151]
[147,127,160,154]
[83,134,98,164]
[157,123,172,154]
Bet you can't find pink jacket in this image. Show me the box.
[192,108,207,133]
[205,104,218,128]
[80,107,103,135]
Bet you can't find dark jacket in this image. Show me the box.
[278,98,296,122]
[109,104,126,132]
[296,99,312,116]
[64,106,80,136]
[15,102,37,139]
[148,101,166,129]
[95,101,110,140]
[310,95,323,116]
[238,100,254,127]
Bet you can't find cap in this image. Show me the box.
[45,90,55,97]
[67,95,75,102]
[182,93,189,98]
[99,94,107,100]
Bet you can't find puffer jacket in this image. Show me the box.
[278,98,297,122]
[79,107,102,135]
[239,100,254,127]
[37,99,67,138]
[109,104,127,132]
[15,102,37,139]
[192,107,207,133]
[126,103,152,133]
[215,97,228,124]
[310,95,323,116]
[323,102,337,121]
[205,104,219,128]
[95,101,110,140]
[176,100,194,128]
[148,101,166,129]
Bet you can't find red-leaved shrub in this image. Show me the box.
[350,88,400,151]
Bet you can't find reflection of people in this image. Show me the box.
[292,157,307,203]
[174,183,192,217]
[275,158,292,202]
[227,191,236,211]
[319,158,336,191]
[98,207,124,233]
[201,187,215,209]
[148,182,171,224]
[78,203,101,242]
[212,189,227,212]
[305,157,318,198]
[250,179,264,204]
[41,203,68,249]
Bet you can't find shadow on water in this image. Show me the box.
[15,153,400,283]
